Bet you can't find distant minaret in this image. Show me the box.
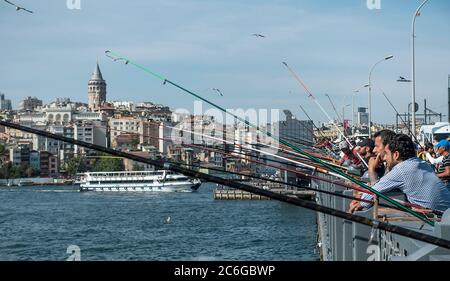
[88,62,106,110]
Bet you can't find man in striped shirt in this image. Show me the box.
[349,134,450,214]
[436,139,450,186]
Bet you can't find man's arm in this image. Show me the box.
[437,166,450,178]
[426,152,443,165]
[349,165,404,213]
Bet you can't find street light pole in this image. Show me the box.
[368,55,394,138]
[411,0,430,137]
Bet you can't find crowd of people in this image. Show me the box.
[316,130,450,214]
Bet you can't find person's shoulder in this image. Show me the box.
[444,155,450,165]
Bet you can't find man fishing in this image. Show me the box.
[367,130,396,185]
[436,139,450,186]
[338,140,361,166]
[348,134,450,214]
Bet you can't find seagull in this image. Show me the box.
[3,0,33,13]
[166,216,171,224]
[251,34,265,38]
[212,88,223,96]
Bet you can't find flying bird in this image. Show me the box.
[399,76,406,80]
[251,34,265,38]
[3,0,33,13]
[212,88,223,96]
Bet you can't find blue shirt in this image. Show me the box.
[361,157,450,212]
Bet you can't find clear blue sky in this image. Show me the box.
[1,0,449,124]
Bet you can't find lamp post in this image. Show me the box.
[411,0,430,137]
[352,84,369,136]
[368,55,394,138]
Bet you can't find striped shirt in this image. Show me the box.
[360,157,450,212]
[437,154,450,185]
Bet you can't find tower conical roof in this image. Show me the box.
[90,62,104,81]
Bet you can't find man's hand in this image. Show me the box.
[368,154,382,171]
[348,200,363,214]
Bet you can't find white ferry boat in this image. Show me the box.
[77,170,201,192]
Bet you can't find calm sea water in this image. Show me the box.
[0,183,318,261]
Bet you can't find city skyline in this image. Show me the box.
[1,0,449,124]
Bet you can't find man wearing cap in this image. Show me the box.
[356,139,375,160]
[338,140,361,166]
[436,139,450,186]
[357,138,385,179]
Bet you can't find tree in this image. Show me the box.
[25,166,34,178]
[0,162,12,179]
[93,157,124,172]
[64,156,86,176]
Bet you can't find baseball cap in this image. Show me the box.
[357,138,375,149]
[434,139,450,149]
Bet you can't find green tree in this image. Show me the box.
[93,157,124,172]
[130,139,140,148]
[0,162,12,179]
[25,166,34,178]
[64,156,86,176]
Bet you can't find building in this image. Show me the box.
[73,120,107,154]
[39,151,59,177]
[270,110,314,147]
[0,93,12,111]
[9,145,30,166]
[18,96,43,112]
[356,107,369,127]
[109,116,141,147]
[111,101,135,112]
[29,150,40,171]
[123,151,156,171]
[88,62,107,110]
[112,133,140,150]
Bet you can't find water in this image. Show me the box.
[0,183,318,261]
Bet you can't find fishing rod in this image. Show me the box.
[177,161,386,209]
[174,138,435,210]
[298,104,326,138]
[380,90,424,149]
[283,61,369,169]
[0,119,447,249]
[140,120,347,176]
[111,120,428,212]
[108,126,349,184]
[325,93,343,125]
[138,112,336,166]
[105,50,433,226]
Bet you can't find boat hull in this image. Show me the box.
[79,182,201,192]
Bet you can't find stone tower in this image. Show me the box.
[88,62,106,110]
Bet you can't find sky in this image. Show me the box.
[0,0,449,125]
